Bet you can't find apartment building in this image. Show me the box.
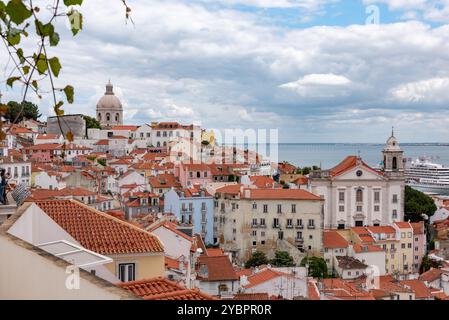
[214,185,324,262]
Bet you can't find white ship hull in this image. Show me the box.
[406,182,449,195]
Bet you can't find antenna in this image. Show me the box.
[391,126,394,137]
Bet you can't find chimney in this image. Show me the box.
[244,189,251,199]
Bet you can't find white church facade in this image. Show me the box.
[309,131,405,229]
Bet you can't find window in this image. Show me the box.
[260,218,266,226]
[252,203,257,210]
[263,204,268,213]
[338,223,345,230]
[308,219,315,227]
[277,204,282,213]
[392,210,398,219]
[273,218,279,228]
[339,191,345,202]
[374,191,380,203]
[339,205,345,212]
[296,231,302,239]
[118,263,135,282]
[374,205,380,212]
[287,219,293,227]
[356,206,363,212]
[393,194,398,203]
[252,231,257,237]
[408,243,412,249]
[356,189,363,202]
[355,221,363,227]
[201,202,206,211]
[252,218,258,226]
[392,157,398,170]
[291,204,296,213]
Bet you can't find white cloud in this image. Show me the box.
[279,73,351,97]
[391,77,449,102]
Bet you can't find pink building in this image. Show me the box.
[175,162,213,187]
[411,221,427,273]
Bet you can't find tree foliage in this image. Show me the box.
[83,115,101,129]
[245,251,269,269]
[0,0,131,141]
[300,256,328,278]
[270,251,295,267]
[404,186,437,222]
[5,100,41,122]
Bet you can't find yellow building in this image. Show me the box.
[338,222,414,275]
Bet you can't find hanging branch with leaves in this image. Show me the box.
[0,0,131,143]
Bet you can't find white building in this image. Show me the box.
[310,131,405,229]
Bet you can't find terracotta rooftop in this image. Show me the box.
[117,277,216,300]
[323,231,349,248]
[34,200,164,255]
[197,255,239,281]
[329,156,383,178]
[242,188,322,201]
[243,268,287,289]
[419,268,444,282]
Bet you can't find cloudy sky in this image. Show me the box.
[2,0,449,143]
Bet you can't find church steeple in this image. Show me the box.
[382,129,404,175]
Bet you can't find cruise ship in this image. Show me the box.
[406,158,449,195]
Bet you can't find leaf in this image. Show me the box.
[49,32,60,46]
[49,57,61,77]
[6,76,20,87]
[35,20,54,37]
[33,53,48,75]
[31,80,38,89]
[66,131,74,142]
[63,85,74,104]
[64,0,83,5]
[16,48,25,63]
[6,32,20,46]
[68,9,83,36]
[54,101,64,116]
[22,65,30,74]
[5,0,32,25]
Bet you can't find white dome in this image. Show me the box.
[96,82,123,110]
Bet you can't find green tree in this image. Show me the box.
[300,256,328,278]
[404,186,437,222]
[83,115,101,129]
[5,101,41,122]
[270,251,295,267]
[301,167,311,175]
[97,158,106,167]
[245,251,269,268]
[420,255,442,273]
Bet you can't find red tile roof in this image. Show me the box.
[232,293,271,300]
[353,244,384,253]
[34,200,164,255]
[411,221,425,235]
[243,268,286,288]
[323,231,349,248]
[216,184,243,195]
[329,156,383,178]
[242,188,322,201]
[400,279,433,299]
[419,268,444,282]
[112,125,140,131]
[206,248,225,257]
[148,220,192,242]
[394,221,412,229]
[197,255,238,281]
[117,277,216,300]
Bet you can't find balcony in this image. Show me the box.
[307,225,316,230]
[295,225,304,229]
[286,225,294,229]
[295,238,304,243]
[259,224,267,229]
[251,224,258,229]
[272,224,280,229]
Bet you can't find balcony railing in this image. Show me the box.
[272,224,280,229]
[295,238,304,243]
[307,225,316,230]
[286,225,294,229]
[295,225,304,229]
